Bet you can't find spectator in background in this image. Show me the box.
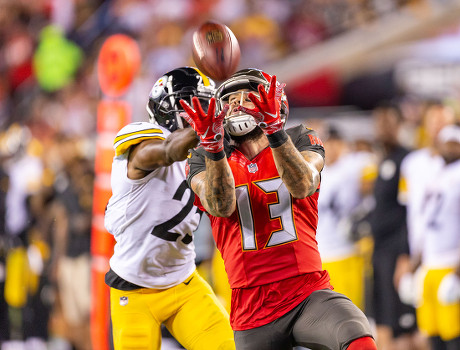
[143,20,189,81]
[316,125,377,312]
[18,190,54,350]
[1,126,54,349]
[0,158,10,346]
[369,102,419,350]
[50,153,93,350]
[4,125,43,239]
[231,9,286,67]
[284,1,327,51]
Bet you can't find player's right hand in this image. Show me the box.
[180,97,229,153]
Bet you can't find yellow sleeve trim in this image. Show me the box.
[114,128,163,144]
[361,164,378,182]
[115,136,165,156]
[397,176,408,204]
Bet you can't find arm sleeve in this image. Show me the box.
[186,147,207,189]
[286,125,325,158]
[185,148,213,213]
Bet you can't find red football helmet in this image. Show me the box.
[215,68,289,136]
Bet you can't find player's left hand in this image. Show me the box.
[398,272,417,306]
[179,97,229,153]
[397,268,426,307]
[236,75,286,135]
[438,272,460,304]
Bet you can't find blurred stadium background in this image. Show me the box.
[0,0,459,349]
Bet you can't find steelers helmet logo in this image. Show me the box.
[150,76,167,99]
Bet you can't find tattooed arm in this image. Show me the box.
[271,138,323,198]
[190,157,236,217]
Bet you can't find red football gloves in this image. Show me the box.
[236,75,286,135]
[179,97,229,154]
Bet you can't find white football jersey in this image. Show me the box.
[317,151,376,260]
[105,122,200,289]
[420,159,460,268]
[399,148,444,256]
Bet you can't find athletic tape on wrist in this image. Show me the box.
[204,150,226,161]
[267,130,288,148]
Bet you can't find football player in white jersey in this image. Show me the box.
[413,124,460,350]
[395,102,456,350]
[104,67,235,350]
[397,101,455,267]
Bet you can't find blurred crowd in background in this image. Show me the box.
[0,0,459,349]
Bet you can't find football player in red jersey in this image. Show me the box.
[180,68,377,350]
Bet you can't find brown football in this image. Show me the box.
[192,21,240,81]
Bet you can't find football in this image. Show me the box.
[192,21,240,81]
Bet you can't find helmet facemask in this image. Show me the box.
[147,86,210,130]
[219,90,259,136]
[215,68,288,137]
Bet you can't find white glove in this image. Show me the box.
[398,269,425,307]
[438,273,460,304]
[398,272,417,306]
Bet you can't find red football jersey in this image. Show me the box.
[211,145,323,287]
[187,125,331,329]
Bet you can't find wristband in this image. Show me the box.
[204,149,226,161]
[267,129,288,148]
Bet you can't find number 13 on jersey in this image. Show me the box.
[235,178,298,251]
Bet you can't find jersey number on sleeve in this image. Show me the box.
[150,180,195,244]
[235,178,297,250]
